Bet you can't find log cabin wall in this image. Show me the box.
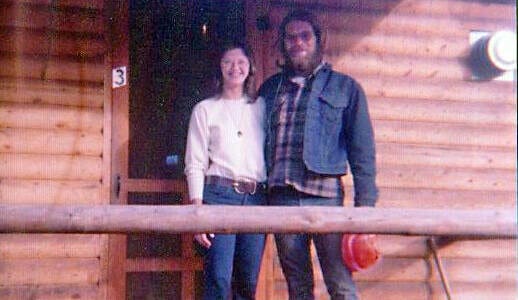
[246,0,517,299]
[0,1,107,299]
[0,0,515,299]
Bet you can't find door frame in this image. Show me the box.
[105,1,202,299]
[104,1,276,299]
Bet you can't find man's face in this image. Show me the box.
[283,20,318,73]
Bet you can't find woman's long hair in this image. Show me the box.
[214,40,257,101]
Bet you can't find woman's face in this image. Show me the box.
[220,48,250,88]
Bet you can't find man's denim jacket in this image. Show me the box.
[258,64,378,207]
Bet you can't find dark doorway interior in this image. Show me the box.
[126,1,245,299]
[129,0,245,180]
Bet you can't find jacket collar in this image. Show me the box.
[270,62,331,110]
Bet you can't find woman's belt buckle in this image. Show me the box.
[232,177,257,195]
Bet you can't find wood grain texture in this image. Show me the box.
[0,205,515,238]
[0,127,103,156]
[272,256,516,283]
[0,102,103,132]
[369,98,517,125]
[0,258,99,285]
[11,0,103,9]
[0,0,515,299]
[0,153,102,180]
[0,179,102,204]
[0,78,104,107]
[0,55,104,83]
[0,27,105,58]
[0,284,99,300]
[0,234,101,258]
[0,1,107,299]
[0,2,103,34]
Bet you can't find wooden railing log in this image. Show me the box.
[0,205,515,238]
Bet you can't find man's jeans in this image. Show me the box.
[269,186,357,300]
[201,183,266,300]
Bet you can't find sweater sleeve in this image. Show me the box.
[184,103,210,201]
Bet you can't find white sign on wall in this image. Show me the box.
[112,66,127,88]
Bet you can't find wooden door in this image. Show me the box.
[107,0,264,299]
[107,1,247,299]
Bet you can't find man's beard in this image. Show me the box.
[286,50,322,76]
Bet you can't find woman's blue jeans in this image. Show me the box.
[201,183,266,300]
[269,187,357,300]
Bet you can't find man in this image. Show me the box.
[258,10,378,300]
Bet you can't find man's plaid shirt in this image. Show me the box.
[268,71,343,199]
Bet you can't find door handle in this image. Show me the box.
[115,174,121,199]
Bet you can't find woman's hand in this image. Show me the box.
[190,199,213,248]
[194,233,215,248]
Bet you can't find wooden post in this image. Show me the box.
[0,205,515,238]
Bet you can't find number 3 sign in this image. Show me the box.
[112,66,127,88]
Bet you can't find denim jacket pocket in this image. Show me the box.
[316,94,349,133]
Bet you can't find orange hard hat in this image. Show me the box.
[341,234,381,272]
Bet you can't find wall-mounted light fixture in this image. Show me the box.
[202,22,208,36]
[469,30,516,81]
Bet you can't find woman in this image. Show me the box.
[184,41,266,299]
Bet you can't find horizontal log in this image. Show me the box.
[376,143,516,169]
[357,76,517,104]
[0,284,99,300]
[0,127,103,155]
[0,55,104,83]
[274,255,517,282]
[274,0,515,20]
[373,120,516,147]
[326,34,468,59]
[359,281,515,300]
[370,98,517,125]
[0,179,103,204]
[0,153,102,180]
[0,2,103,34]
[0,234,101,258]
[376,187,516,209]
[0,102,103,132]
[382,0,514,19]
[326,14,510,39]
[342,165,516,196]
[16,0,104,9]
[0,78,103,107]
[431,237,518,259]
[0,258,99,285]
[375,164,516,191]
[324,281,429,300]
[333,53,469,81]
[0,205,515,238]
[275,272,518,299]
[354,257,517,282]
[378,235,516,258]
[431,282,518,300]
[0,27,105,58]
[269,8,512,39]
[0,78,104,107]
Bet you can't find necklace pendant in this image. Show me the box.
[237,131,242,137]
